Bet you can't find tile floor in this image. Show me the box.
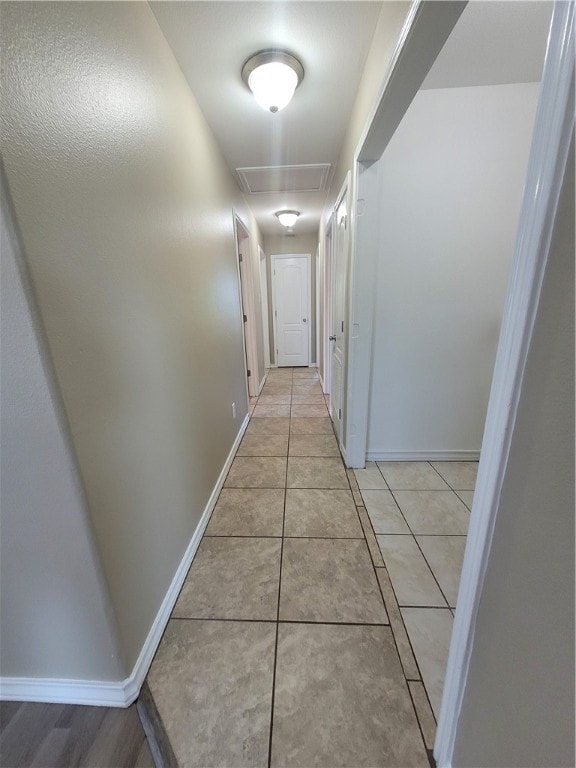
[145,368,476,768]
[357,460,475,719]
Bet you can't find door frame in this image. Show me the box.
[329,175,350,450]
[258,246,271,370]
[321,216,334,394]
[342,1,573,765]
[233,212,259,397]
[270,253,311,368]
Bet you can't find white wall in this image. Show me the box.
[367,82,540,458]
[318,2,411,385]
[453,135,574,768]
[263,233,319,365]
[0,174,123,682]
[1,2,262,677]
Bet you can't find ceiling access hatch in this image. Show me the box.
[236,164,331,195]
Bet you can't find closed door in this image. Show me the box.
[272,255,310,367]
[259,249,271,369]
[331,192,348,442]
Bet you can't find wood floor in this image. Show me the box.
[0,701,154,768]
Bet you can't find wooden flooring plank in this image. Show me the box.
[80,706,145,768]
[0,702,22,735]
[134,739,155,768]
[56,706,108,768]
[0,703,66,768]
[30,728,70,768]
[0,702,151,768]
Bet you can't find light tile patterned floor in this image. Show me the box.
[146,369,476,767]
[359,459,476,721]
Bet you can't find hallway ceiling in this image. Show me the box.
[150,1,383,236]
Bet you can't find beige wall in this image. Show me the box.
[263,233,319,365]
[1,1,263,673]
[453,136,575,767]
[1,171,124,681]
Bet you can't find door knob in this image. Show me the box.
[303,318,307,323]
[329,335,336,341]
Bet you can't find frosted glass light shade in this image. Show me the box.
[276,210,300,228]
[249,62,298,113]
[242,51,304,114]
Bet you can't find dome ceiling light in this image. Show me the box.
[242,50,304,113]
[275,210,300,228]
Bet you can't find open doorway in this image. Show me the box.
[339,0,557,762]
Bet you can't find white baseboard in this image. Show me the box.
[0,676,127,707]
[0,413,250,708]
[366,450,480,462]
[258,375,266,394]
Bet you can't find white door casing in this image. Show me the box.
[259,247,271,370]
[272,254,311,368]
[330,178,350,446]
[322,218,333,395]
[234,213,258,398]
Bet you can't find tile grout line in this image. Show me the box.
[169,617,393,627]
[368,462,455,609]
[385,484,455,610]
[369,466,446,724]
[406,677,437,768]
[267,368,293,768]
[372,463,468,726]
[347,464,437,748]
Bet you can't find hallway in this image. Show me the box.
[141,366,473,767]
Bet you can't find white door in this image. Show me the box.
[259,249,271,369]
[235,216,258,397]
[330,188,349,443]
[272,254,310,367]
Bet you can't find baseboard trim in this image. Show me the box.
[0,676,127,707]
[366,450,480,462]
[0,413,250,708]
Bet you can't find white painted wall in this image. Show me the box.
[452,135,574,768]
[0,176,123,682]
[1,2,262,677]
[367,83,540,458]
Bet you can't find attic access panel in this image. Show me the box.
[236,164,331,194]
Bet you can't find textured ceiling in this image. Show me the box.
[150,1,383,235]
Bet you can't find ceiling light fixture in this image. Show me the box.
[275,210,300,228]
[242,50,304,113]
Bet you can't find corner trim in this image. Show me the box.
[0,413,250,708]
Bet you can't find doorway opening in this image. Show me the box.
[333,1,559,763]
